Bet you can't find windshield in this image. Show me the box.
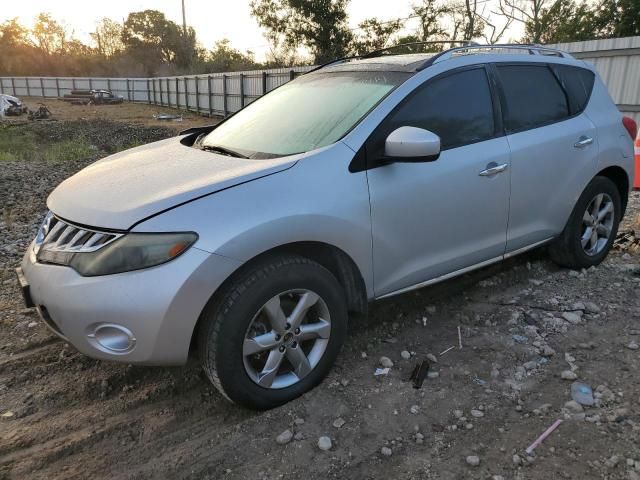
[201,71,410,158]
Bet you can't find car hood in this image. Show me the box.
[47,136,298,230]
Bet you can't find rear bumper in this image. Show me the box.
[20,242,241,365]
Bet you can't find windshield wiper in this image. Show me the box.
[199,144,248,159]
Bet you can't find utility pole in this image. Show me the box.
[182,0,187,36]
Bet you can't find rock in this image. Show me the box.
[584,302,600,313]
[453,409,464,418]
[410,405,420,415]
[513,454,522,465]
[530,279,544,286]
[571,302,586,311]
[379,356,394,368]
[27,321,38,328]
[466,455,480,466]
[470,409,485,418]
[1,411,14,418]
[317,436,332,451]
[294,432,304,441]
[523,361,537,371]
[561,370,578,380]
[401,350,411,360]
[540,345,556,357]
[562,312,582,324]
[626,341,639,350]
[333,418,345,428]
[427,371,439,379]
[381,446,392,456]
[276,429,293,445]
[294,418,305,425]
[605,455,620,468]
[564,400,584,413]
[426,353,438,363]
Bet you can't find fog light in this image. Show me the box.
[88,324,136,353]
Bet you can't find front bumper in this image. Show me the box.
[19,242,241,365]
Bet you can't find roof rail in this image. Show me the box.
[307,40,481,74]
[418,43,573,70]
[361,40,480,59]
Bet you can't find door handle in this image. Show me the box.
[479,162,508,176]
[574,136,593,148]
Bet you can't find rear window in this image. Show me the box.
[496,64,570,132]
[552,65,595,115]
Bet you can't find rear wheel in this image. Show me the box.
[549,176,621,269]
[198,254,348,409]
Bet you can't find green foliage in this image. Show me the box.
[250,0,353,64]
[121,10,199,74]
[351,18,403,55]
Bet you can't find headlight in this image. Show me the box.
[40,232,198,276]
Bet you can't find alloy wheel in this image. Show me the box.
[243,289,331,389]
[581,193,614,256]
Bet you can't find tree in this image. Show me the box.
[497,0,551,43]
[594,0,640,37]
[202,39,260,72]
[121,10,196,73]
[350,18,402,55]
[31,13,67,55]
[250,0,353,64]
[412,0,450,43]
[91,18,124,57]
[534,0,597,43]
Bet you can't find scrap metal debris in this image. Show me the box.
[439,346,455,356]
[614,229,640,252]
[154,113,183,122]
[525,419,563,455]
[27,104,52,121]
[409,359,430,388]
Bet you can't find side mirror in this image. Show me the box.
[384,126,441,162]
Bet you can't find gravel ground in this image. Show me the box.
[1,120,639,480]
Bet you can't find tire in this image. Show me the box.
[198,254,348,410]
[549,176,621,269]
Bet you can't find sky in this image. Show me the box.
[1,0,520,61]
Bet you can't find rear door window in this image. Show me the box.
[552,65,595,115]
[374,66,496,152]
[496,64,570,133]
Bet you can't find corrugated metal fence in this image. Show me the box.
[1,36,639,121]
[0,66,315,117]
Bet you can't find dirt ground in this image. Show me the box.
[6,97,216,131]
[1,119,639,480]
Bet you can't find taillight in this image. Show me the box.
[622,116,637,140]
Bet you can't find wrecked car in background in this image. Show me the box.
[0,94,28,117]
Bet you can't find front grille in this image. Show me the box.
[35,212,123,256]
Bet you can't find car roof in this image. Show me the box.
[320,53,436,73]
[310,44,581,75]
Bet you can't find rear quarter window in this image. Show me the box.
[552,65,595,115]
[496,64,570,133]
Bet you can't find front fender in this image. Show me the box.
[133,142,374,298]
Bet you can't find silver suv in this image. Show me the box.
[17,43,637,409]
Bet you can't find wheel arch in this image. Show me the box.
[189,241,368,356]
[596,166,630,215]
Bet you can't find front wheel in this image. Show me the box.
[549,176,621,269]
[198,254,348,410]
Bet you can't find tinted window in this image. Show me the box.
[553,65,595,115]
[497,65,569,132]
[378,67,495,151]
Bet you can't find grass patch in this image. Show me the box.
[0,124,94,162]
[42,138,94,162]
